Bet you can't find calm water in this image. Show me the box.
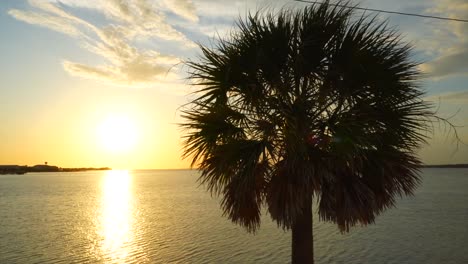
[1,169,467,263]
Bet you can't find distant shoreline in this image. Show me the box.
[0,165,111,175]
[1,164,467,175]
[421,164,468,168]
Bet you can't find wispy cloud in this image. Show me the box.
[8,0,197,87]
[420,48,468,78]
[420,0,468,78]
[425,90,468,104]
[10,0,468,86]
[164,0,199,22]
[8,9,82,37]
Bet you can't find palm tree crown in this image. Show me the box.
[182,1,431,236]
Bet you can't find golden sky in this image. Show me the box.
[0,0,467,169]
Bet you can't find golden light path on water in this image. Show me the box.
[98,170,144,263]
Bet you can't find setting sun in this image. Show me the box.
[97,114,139,153]
[1,1,468,264]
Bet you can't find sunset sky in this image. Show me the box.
[0,0,467,169]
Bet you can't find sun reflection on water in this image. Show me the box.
[99,170,139,263]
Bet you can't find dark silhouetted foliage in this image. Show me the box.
[181,1,434,262]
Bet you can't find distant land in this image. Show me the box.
[1,164,467,175]
[421,164,468,168]
[0,164,111,175]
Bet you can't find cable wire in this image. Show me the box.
[294,0,468,23]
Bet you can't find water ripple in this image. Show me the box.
[1,169,468,263]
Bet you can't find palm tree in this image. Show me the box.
[181,2,433,263]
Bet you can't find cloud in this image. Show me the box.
[421,0,468,78]
[13,0,466,87]
[62,57,174,86]
[62,61,117,81]
[8,9,82,37]
[425,90,468,104]
[441,91,468,102]
[164,0,199,22]
[97,0,196,44]
[9,0,195,87]
[420,47,468,78]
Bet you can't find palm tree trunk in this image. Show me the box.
[291,197,314,264]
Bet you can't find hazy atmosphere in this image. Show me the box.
[1,1,468,264]
[1,0,466,169]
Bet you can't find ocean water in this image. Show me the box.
[0,168,467,264]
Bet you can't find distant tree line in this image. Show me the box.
[0,165,110,175]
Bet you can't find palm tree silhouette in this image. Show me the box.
[182,2,433,263]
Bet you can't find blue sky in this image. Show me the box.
[0,0,466,168]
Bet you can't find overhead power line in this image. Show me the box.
[294,0,468,23]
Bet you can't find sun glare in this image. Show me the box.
[99,170,140,262]
[97,114,138,153]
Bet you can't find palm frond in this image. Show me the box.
[181,0,436,233]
